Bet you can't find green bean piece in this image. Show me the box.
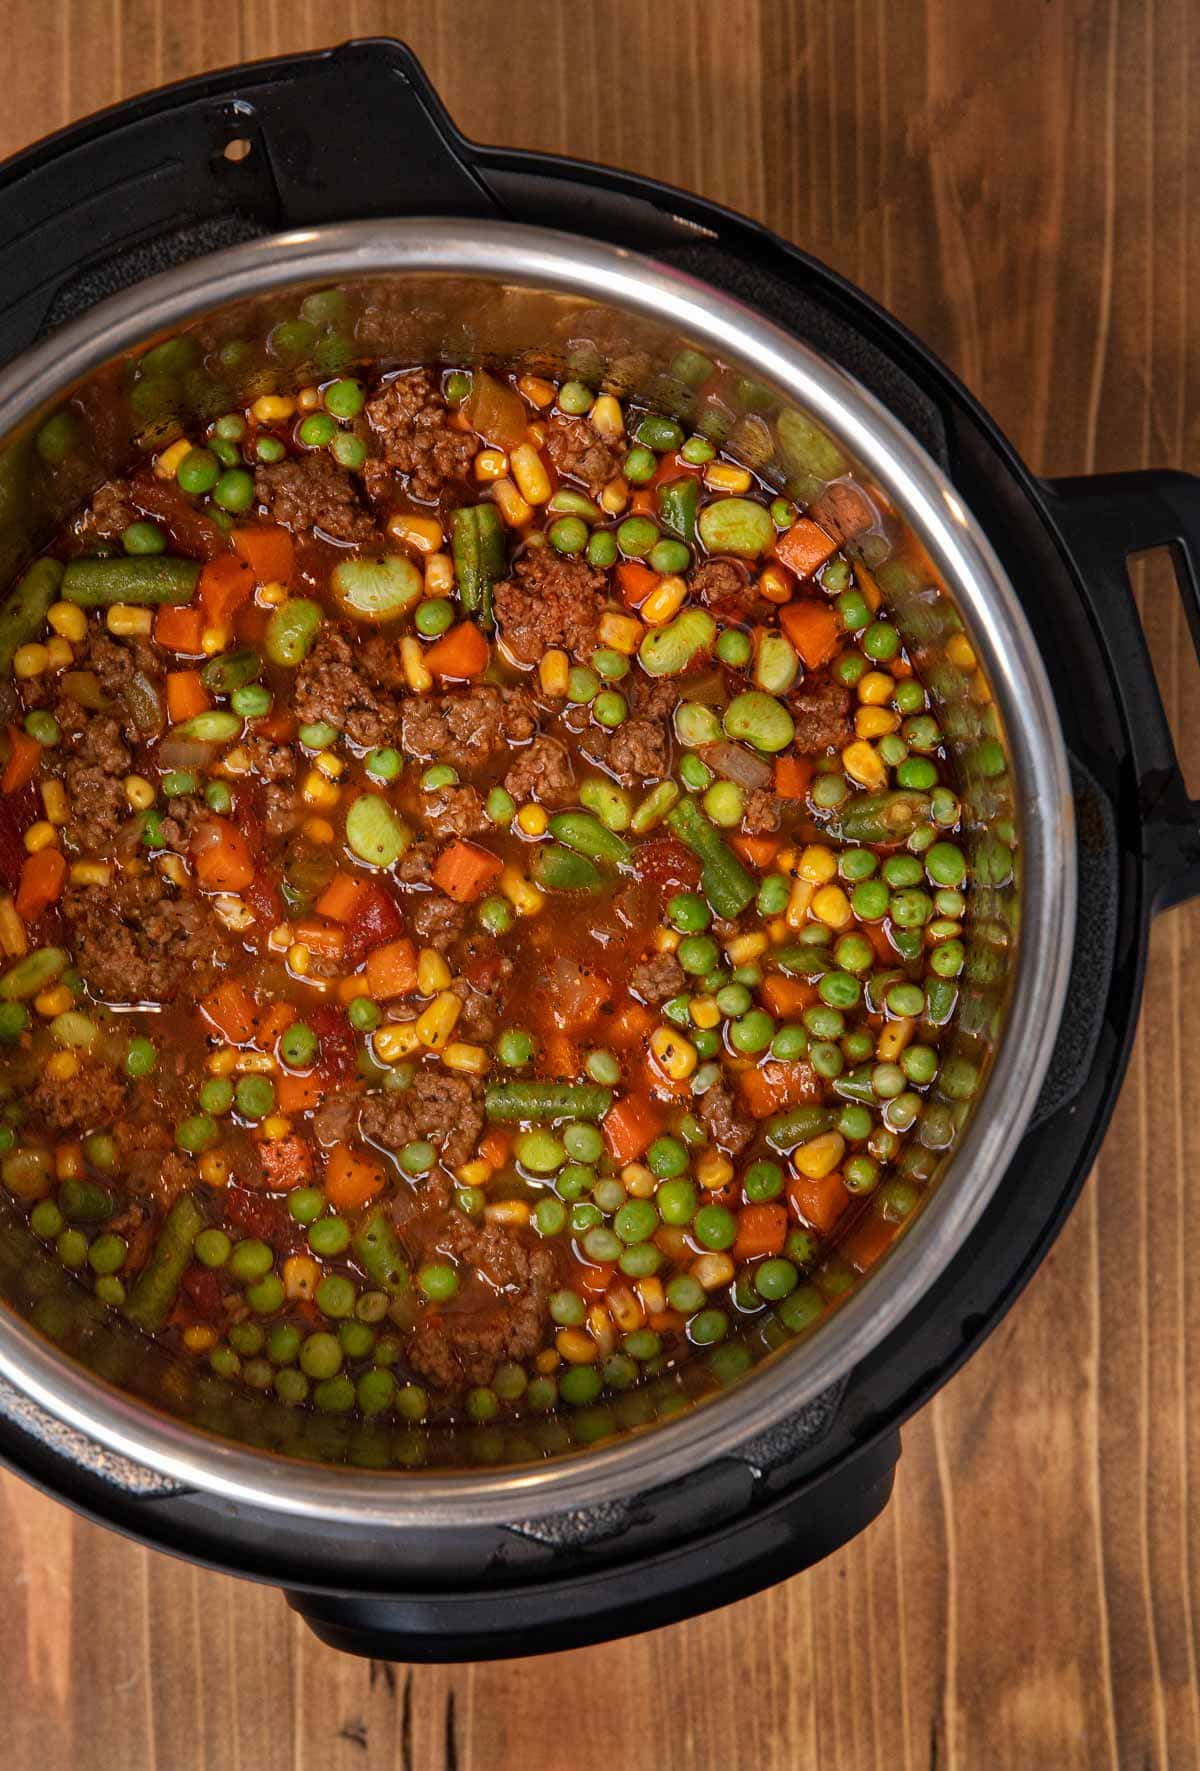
[0,946,67,1001]
[61,556,200,607]
[123,1192,206,1334]
[657,476,699,544]
[200,648,262,696]
[833,790,933,846]
[547,811,632,867]
[697,497,775,558]
[264,597,323,667]
[484,1082,613,1123]
[666,799,756,919]
[639,608,716,677]
[451,504,507,629]
[722,690,795,754]
[58,1178,115,1222]
[0,558,64,674]
[548,489,602,521]
[765,1104,837,1152]
[531,843,604,892]
[352,1212,415,1305]
[330,556,423,623]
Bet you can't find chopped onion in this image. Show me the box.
[698,740,773,792]
[155,734,220,770]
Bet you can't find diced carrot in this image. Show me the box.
[738,1059,819,1119]
[231,524,295,586]
[648,1309,686,1334]
[257,1136,313,1191]
[617,561,659,608]
[607,999,654,1049]
[431,838,504,903]
[629,490,656,515]
[603,1092,664,1165]
[423,621,489,680]
[15,847,66,919]
[733,1202,789,1261]
[257,1001,297,1045]
[255,710,296,743]
[787,1169,851,1236]
[276,1070,325,1114]
[760,974,817,1019]
[729,833,780,869]
[866,922,895,964]
[191,818,256,893]
[578,1263,614,1297]
[840,1204,901,1272]
[154,604,206,654]
[774,753,813,800]
[364,938,419,1001]
[292,918,346,961]
[2,726,41,795]
[776,517,838,579]
[166,670,211,724]
[479,1127,511,1168]
[198,553,254,627]
[649,453,704,487]
[854,560,883,612]
[779,599,841,669]
[315,872,369,924]
[550,966,612,1034]
[541,1031,579,1078]
[200,980,258,1045]
[325,1142,386,1213]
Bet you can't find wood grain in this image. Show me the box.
[0,2,1196,1765]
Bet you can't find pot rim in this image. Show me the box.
[0,219,1075,1525]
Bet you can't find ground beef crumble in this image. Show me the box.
[788,675,853,752]
[29,1056,126,1135]
[56,713,131,854]
[406,1208,557,1391]
[629,951,686,1005]
[255,454,379,545]
[696,1081,756,1155]
[363,369,478,504]
[358,1068,485,1170]
[503,735,574,806]
[63,872,230,1004]
[294,629,397,751]
[401,685,537,772]
[493,547,606,664]
[543,413,622,493]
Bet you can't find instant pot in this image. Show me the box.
[0,40,1193,1661]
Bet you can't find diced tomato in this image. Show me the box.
[244,866,284,929]
[0,783,37,889]
[633,834,701,892]
[342,883,405,968]
[222,1186,299,1247]
[180,1265,223,1321]
[258,1136,314,1191]
[310,1002,357,1083]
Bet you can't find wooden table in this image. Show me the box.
[1,5,1196,1766]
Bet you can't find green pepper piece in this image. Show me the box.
[0,559,64,675]
[200,648,263,696]
[531,843,604,892]
[60,556,200,606]
[547,811,632,868]
[124,1193,206,1334]
[657,476,700,544]
[451,505,507,630]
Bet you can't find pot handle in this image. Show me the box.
[1047,469,1200,912]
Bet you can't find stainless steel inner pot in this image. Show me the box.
[0,221,1074,1526]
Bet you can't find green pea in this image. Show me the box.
[862,621,899,661]
[649,537,691,575]
[715,983,751,1018]
[647,1135,688,1178]
[926,842,966,887]
[702,780,743,827]
[550,515,589,555]
[756,873,790,916]
[557,380,594,415]
[485,785,515,826]
[320,377,363,418]
[592,690,627,728]
[177,447,220,495]
[308,1216,350,1256]
[176,1113,219,1154]
[496,1028,534,1067]
[475,896,511,939]
[515,1129,565,1174]
[421,763,458,791]
[300,1332,343,1380]
[247,1274,285,1314]
[818,971,861,1010]
[811,772,848,809]
[678,753,712,792]
[840,847,878,881]
[296,411,336,448]
[688,1308,728,1346]
[275,1021,315,1070]
[930,940,964,978]
[744,1159,784,1203]
[30,1200,63,1240]
[399,1140,436,1176]
[585,1049,621,1086]
[534,1196,567,1237]
[288,1187,324,1225]
[895,680,926,715]
[568,665,600,703]
[665,1274,705,1314]
[582,1226,622,1263]
[213,468,255,513]
[549,1289,586,1328]
[834,933,874,974]
[204,780,232,814]
[681,434,716,464]
[563,1122,603,1163]
[455,1186,485,1217]
[613,1199,658,1244]
[729,1010,774,1054]
[555,1164,594,1203]
[716,627,752,668]
[235,1074,275,1121]
[902,1044,939,1086]
[227,1239,274,1284]
[693,1203,736,1250]
[622,447,658,486]
[364,746,402,784]
[852,879,890,921]
[617,515,659,556]
[619,1243,663,1279]
[417,1262,459,1302]
[331,432,367,470]
[897,757,938,790]
[810,1040,844,1079]
[122,1036,157,1079]
[587,529,619,569]
[87,1232,126,1275]
[414,597,455,638]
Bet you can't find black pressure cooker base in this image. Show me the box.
[0,38,1191,1660]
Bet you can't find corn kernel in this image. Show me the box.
[877,1017,914,1061]
[854,708,899,743]
[696,1149,734,1190]
[811,884,853,930]
[424,552,455,596]
[12,643,49,679]
[23,821,58,855]
[474,448,509,480]
[798,844,837,884]
[183,1324,218,1353]
[516,804,548,837]
[35,984,72,1018]
[946,632,977,670]
[155,438,191,479]
[220,746,251,777]
[607,1285,645,1334]
[621,1163,656,1199]
[650,1024,697,1081]
[535,1348,560,1375]
[200,625,229,655]
[40,780,68,825]
[251,394,295,424]
[492,478,533,527]
[400,634,434,693]
[0,896,26,959]
[500,865,544,916]
[283,1254,320,1300]
[724,931,768,965]
[556,1328,597,1364]
[842,740,888,788]
[538,649,570,698]
[599,476,629,516]
[232,1051,275,1075]
[637,1275,666,1316]
[640,574,688,626]
[857,670,896,706]
[261,1114,292,1141]
[691,1252,735,1290]
[304,817,335,845]
[387,511,444,554]
[443,1040,490,1076]
[206,1047,238,1076]
[589,396,624,440]
[158,858,187,897]
[652,924,681,954]
[301,768,340,810]
[588,1304,616,1357]
[417,990,462,1051]
[785,878,814,929]
[759,564,792,605]
[768,916,790,944]
[689,995,721,1030]
[69,862,111,887]
[257,582,287,608]
[705,463,753,494]
[44,1051,78,1082]
[45,636,73,670]
[287,942,311,977]
[199,1151,231,1188]
[267,923,293,954]
[373,1022,423,1063]
[296,385,321,412]
[794,1130,846,1180]
[123,774,155,810]
[314,749,344,780]
[417,948,452,995]
[517,374,556,409]
[484,1199,531,1227]
[509,443,551,505]
[54,1143,84,1182]
[597,611,644,654]
[105,605,153,638]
